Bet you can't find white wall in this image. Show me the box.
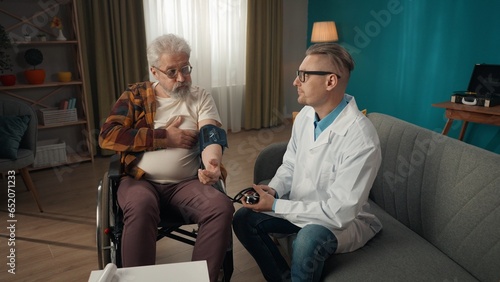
[282,0,308,117]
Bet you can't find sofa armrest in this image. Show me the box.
[253,142,288,184]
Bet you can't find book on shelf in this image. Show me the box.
[69,97,76,109]
[59,98,76,110]
[59,99,69,110]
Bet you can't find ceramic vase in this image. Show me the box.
[56,29,67,41]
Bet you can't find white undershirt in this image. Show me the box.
[136,85,221,183]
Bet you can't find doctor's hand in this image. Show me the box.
[198,159,221,185]
[166,116,198,149]
[241,184,276,212]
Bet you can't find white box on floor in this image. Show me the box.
[88,261,209,282]
[33,139,67,167]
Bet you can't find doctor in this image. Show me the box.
[233,43,382,282]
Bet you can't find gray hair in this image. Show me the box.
[147,34,191,67]
[306,43,354,77]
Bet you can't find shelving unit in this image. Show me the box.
[0,0,93,169]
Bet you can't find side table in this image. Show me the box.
[432,101,500,140]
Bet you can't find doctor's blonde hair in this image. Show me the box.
[306,43,354,79]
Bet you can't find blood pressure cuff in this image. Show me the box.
[199,124,228,152]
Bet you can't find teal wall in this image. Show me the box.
[308,0,500,153]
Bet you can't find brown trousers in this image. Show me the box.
[117,176,234,282]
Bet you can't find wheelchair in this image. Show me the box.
[96,154,233,281]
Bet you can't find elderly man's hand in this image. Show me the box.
[166,116,198,149]
[198,159,221,185]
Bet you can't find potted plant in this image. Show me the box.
[37,33,47,42]
[0,24,16,86]
[24,48,45,84]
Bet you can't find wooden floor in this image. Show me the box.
[0,122,292,282]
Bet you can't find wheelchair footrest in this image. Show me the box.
[158,226,197,246]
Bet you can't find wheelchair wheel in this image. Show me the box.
[96,171,117,269]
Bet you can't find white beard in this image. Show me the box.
[167,82,191,100]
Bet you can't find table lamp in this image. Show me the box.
[311,21,338,42]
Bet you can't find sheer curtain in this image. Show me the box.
[143,0,247,132]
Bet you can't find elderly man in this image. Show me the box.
[99,34,233,282]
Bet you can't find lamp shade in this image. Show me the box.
[311,21,338,42]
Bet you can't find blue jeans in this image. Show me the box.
[233,208,338,282]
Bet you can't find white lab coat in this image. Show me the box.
[268,94,383,253]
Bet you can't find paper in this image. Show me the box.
[97,263,117,282]
[88,261,210,282]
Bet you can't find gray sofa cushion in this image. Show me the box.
[367,113,500,282]
[321,200,477,281]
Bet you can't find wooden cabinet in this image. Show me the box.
[0,0,93,169]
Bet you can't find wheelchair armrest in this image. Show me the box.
[253,142,288,185]
[108,154,122,182]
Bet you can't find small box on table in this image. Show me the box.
[451,93,500,107]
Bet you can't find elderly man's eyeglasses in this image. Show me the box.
[296,70,341,83]
[154,65,193,79]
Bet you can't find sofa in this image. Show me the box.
[253,112,500,281]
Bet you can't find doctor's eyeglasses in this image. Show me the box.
[296,70,341,82]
